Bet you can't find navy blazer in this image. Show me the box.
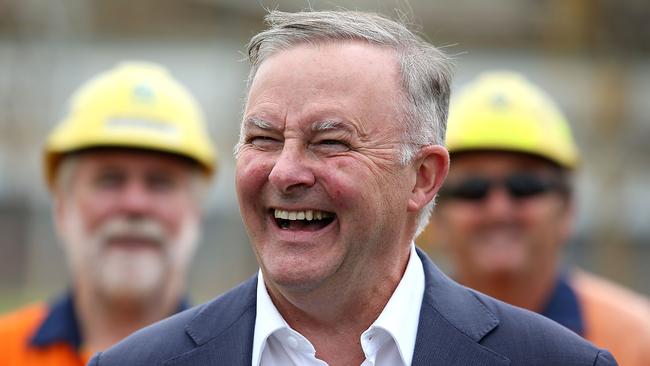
[88,249,617,365]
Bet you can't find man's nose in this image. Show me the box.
[117,180,154,216]
[483,186,517,218]
[268,143,315,194]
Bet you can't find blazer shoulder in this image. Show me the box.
[90,304,204,365]
[472,290,619,365]
[415,249,617,365]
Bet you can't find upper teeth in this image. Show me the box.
[274,209,333,221]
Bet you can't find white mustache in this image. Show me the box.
[96,217,167,247]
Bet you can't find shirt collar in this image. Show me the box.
[252,269,292,366]
[30,292,83,349]
[363,242,424,365]
[252,243,425,366]
[30,291,192,350]
[540,272,584,336]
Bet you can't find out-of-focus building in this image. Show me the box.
[1,0,649,310]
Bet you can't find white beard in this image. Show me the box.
[97,245,167,301]
[62,213,198,305]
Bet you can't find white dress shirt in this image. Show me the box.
[252,243,425,366]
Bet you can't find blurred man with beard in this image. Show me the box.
[0,61,216,366]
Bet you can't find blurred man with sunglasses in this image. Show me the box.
[431,70,650,366]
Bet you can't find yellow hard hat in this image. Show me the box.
[446,71,579,169]
[44,61,217,187]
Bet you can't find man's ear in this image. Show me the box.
[51,187,69,240]
[557,193,576,249]
[407,145,449,212]
[53,189,63,230]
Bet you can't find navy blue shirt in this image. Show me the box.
[30,292,190,350]
[540,274,585,336]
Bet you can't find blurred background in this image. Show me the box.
[1,0,648,311]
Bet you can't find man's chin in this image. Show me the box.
[470,244,528,275]
[264,262,340,295]
[96,252,167,302]
[473,260,530,282]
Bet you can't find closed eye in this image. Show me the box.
[93,170,125,190]
[147,173,178,192]
[248,136,283,150]
[311,139,350,153]
[321,139,345,145]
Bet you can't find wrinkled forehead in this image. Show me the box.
[242,42,405,135]
[247,41,402,98]
[248,39,401,86]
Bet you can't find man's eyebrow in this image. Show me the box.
[243,116,275,130]
[311,119,353,133]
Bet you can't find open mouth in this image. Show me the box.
[271,209,336,231]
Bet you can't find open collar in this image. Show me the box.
[251,243,425,366]
[363,243,424,365]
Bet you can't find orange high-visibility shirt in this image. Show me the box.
[0,293,189,366]
[571,270,650,366]
[0,301,90,366]
[541,270,650,366]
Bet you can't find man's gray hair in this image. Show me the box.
[244,10,454,235]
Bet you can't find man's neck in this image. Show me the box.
[75,284,179,355]
[458,264,559,312]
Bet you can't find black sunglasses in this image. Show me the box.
[439,173,566,201]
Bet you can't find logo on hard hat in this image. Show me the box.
[490,93,509,109]
[133,84,156,104]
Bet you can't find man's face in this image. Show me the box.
[55,149,201,301]
[434,151,573,281]
[236,42,419,294]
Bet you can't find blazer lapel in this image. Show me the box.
[412,249,510,366]
[164,276,258,366]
